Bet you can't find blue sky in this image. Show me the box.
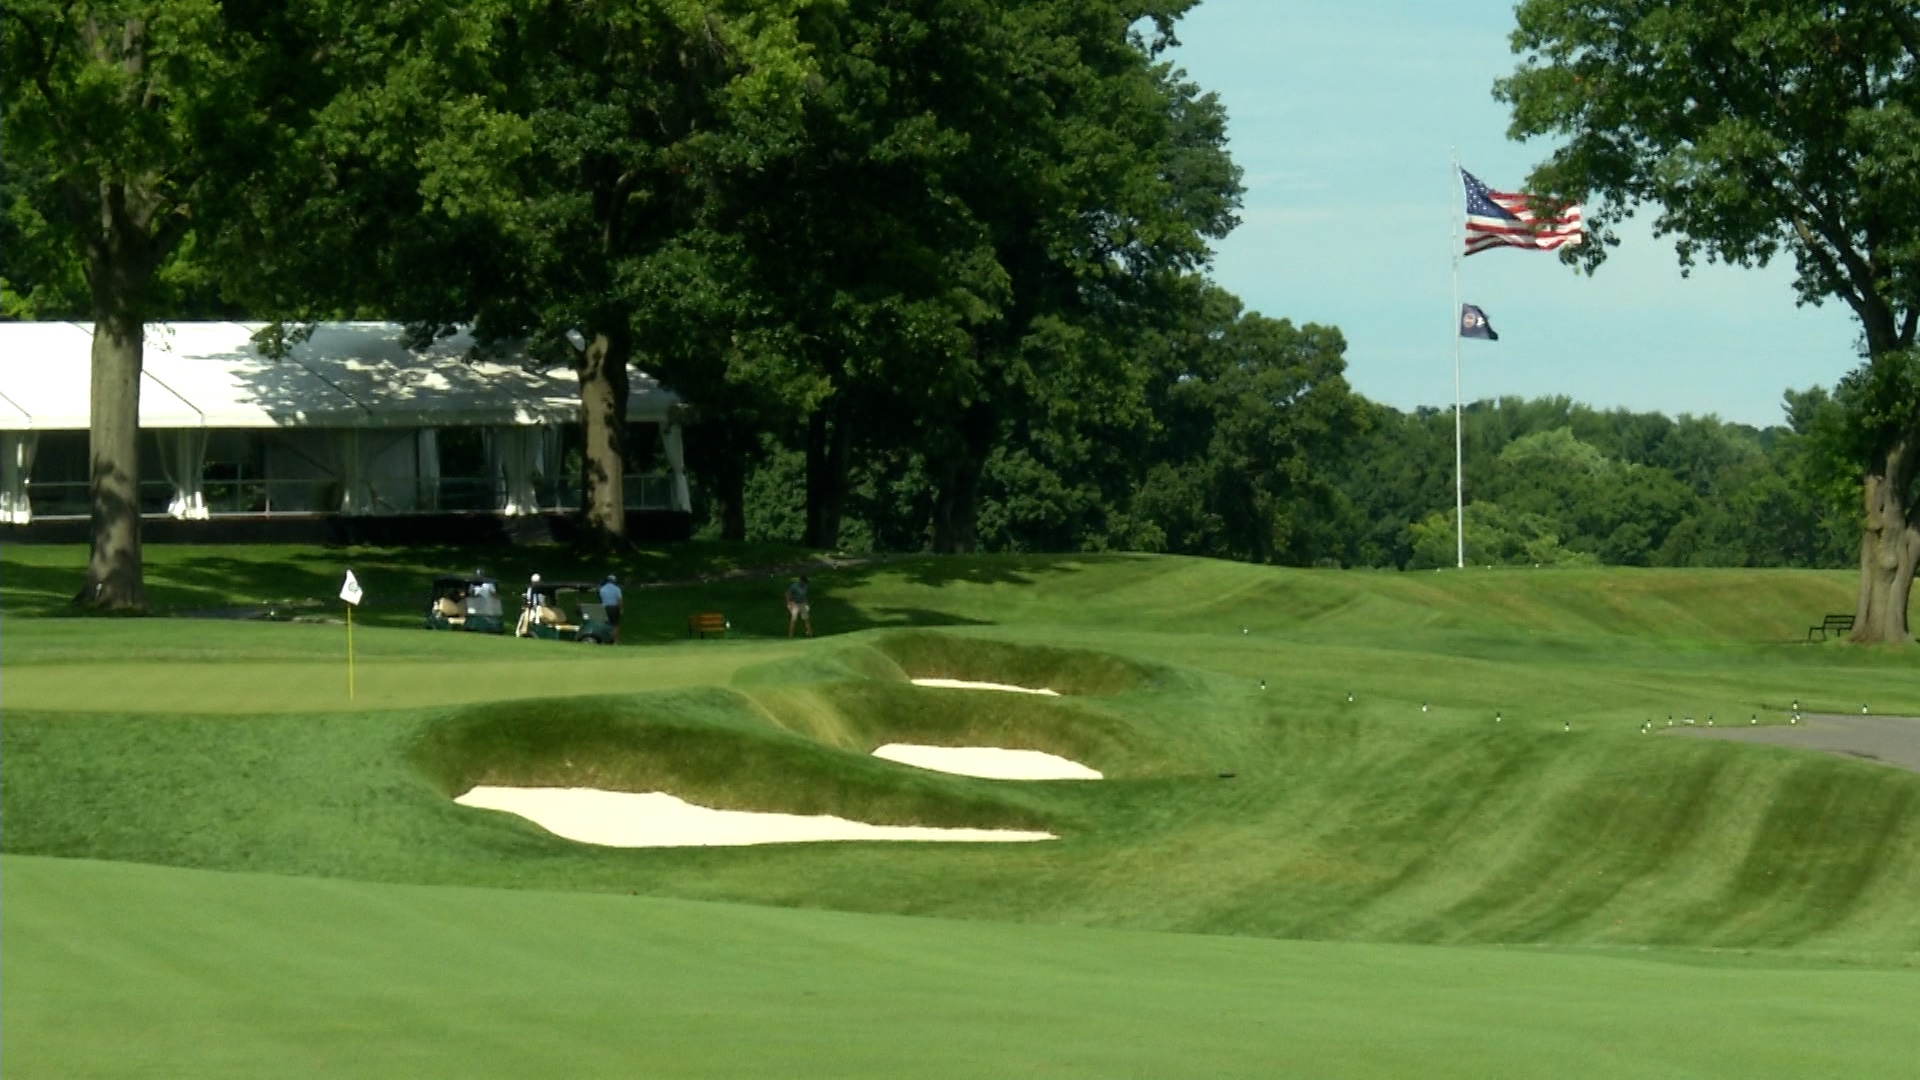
[1167,0,1862,428]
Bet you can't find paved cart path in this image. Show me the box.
[1668,714,1920,774]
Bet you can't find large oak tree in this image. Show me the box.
[462,0,815,546]
[1498,0,1920,641]
[3,0,280,609]
[712,0,1241,551]
[3,0,509,606]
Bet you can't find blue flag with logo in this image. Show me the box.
[1459,303,1498,341]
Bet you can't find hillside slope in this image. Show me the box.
[3,552,1917,954]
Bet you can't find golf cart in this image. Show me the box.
[516,580,616,644]
[424,574,507,634]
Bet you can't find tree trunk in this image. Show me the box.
[930,464,982,553]
[701,437,747,542]
[929,403,997,554]
[576,326,632,547]
[803,404,851,549]
[717,469,746,541]
[683,418,749,541]
[1851,437,1920,643]
[80,305,149,611]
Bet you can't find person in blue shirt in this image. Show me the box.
[785,574,812,638]
[598,574,624,643]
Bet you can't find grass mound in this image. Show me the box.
[870,630,1158,695]
[741,679,1169,778]
[410,692,1053,834]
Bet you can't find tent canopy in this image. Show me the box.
[0,322,681,431]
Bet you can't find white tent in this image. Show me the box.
[0,322,690,523]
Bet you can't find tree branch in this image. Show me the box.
[150,202,194,262]
[1786,172,1899,346]
[600,167,643,251]
[1792,214,1866,312]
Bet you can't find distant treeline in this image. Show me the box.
[713,359,1859,571]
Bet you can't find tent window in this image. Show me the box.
[29,432,88,484]
[625,422,661,472]
[205,432,267,513]
[438,428,486,476]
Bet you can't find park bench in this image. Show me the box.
[1807,613,1854,642]
[687,612,727,639]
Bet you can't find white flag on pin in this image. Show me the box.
[340,570,364,606]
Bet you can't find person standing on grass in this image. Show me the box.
[599,574,624,644]
[786,574,813,638]
[517,573,543,636]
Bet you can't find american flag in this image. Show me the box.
[1461,169,1582,256]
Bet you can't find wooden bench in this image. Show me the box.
[687,612,727,639]
[1808,613,1854,642]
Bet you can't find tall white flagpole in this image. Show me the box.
[1451,152,1465,569]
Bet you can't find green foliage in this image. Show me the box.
[1333,397,1858,571]
[693,0,1247,550]
[740,440,809,545]
[465,0,819,352]
[1407,501,1592,570]
[1132,291,1366,564]
[731,382,1864,571]
[215,0,531,324]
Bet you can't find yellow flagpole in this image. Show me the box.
[347,602,355,700]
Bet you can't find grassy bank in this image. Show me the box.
[6,855,1916,1080]
[6,550,1918,951]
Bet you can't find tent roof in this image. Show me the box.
[0,321,681,431]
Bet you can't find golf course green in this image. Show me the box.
[5,545,1919,1076]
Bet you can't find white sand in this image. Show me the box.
[872,743,1102,780]
[910,678,1060,696]
[454,786,1055,847]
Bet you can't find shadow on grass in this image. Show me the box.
[3,541,816,620]
[2,544,1105,639]
[614,552,1116,643]
[880,553,1098,590]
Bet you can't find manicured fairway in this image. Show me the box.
[5,546,1920,1075]
[6,855,1917,1079]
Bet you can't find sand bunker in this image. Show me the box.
[873,743,1102,780]
[910,678,1060,696]
[1668,714,1920,775]
[455,786,1055,847]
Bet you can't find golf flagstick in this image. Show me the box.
[340,570,364,699]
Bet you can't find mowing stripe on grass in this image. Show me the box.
[5,855,1918,1080]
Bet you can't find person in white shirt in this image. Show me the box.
[517,573,543,636]
[598,574,624,643]
[468,573,501,617]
